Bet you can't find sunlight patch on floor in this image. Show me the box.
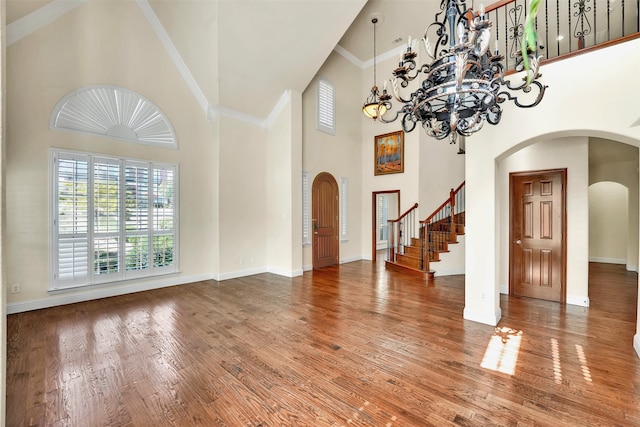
[480,326,523,375]
[551,338,563,384]
[575,344,593,384]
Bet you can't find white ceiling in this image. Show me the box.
[339,0,443,63]
[5,0,449,123]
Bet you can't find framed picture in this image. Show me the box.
[374,130,404,176]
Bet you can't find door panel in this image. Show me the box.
[312,173,339,268]
[510,170,566,302]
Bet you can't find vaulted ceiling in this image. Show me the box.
[5,0,444,125]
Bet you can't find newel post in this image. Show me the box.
[449,188,457,243]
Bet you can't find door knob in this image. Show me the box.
[515,239,522,245]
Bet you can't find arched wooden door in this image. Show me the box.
[312,172,339,268]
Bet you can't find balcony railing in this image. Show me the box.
[487,0,640,71]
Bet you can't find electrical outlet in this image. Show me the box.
[11,283,20,294]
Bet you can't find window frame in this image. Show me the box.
[316,76,336,135]
[50,148,179,291]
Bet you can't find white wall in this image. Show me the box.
[589,142,639,271]
[217,117,268,277]
[302,52,364,269]
[266,91,303,277]
[589,182,628,264]
[361,53,423,261]
[5,1,217,309]
[464,38,640,328]
[1,0,7,422]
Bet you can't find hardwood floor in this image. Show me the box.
[6,262,640,426]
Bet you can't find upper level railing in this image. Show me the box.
[487,0,640,72]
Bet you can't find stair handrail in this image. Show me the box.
[420,182,465,273]
[387,202,419,264]
[390,202,419,223]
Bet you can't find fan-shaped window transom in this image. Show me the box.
[50,85,177,149]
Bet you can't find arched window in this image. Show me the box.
[50,85,177,149]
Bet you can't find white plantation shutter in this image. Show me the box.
[302,171,311,245]
[52,149,177,290]
[93,157,121,283]
[152,166,176,273]
[378,195,389,241]
[317,76,335,135]
[340,177,348,241]
[124,162,150,277]
[55,154,89,286]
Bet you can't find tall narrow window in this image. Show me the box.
[340,177,349,241]
[302,171,311,245]
[378,195,389,244]
[317,76,335,135]
[51,149,178,290]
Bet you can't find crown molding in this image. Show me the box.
[136,0,209,118]
[333,44,364,68]
[7,0,87,46]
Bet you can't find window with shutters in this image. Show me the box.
[302,171,311,246]
[51,149,178,290]
[317,76,335,135]
[340,177,348,241]
[378,195,389,242]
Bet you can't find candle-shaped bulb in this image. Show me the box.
[383,80,387,91]
[399,51,404,67]
[494,39,499,54]
[407,35,412,51]
[480,3,485,18]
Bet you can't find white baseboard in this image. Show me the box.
[634,334,640,360]
[433,269,465,277]
[215,267,267,281]
[340,255,362,264]
[566,295,590,307]
[7,273,213,314]
[266,266,303,277]
[499,285,509,294]
[627,264,638,272]
[463,307,502,326]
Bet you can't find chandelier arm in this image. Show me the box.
[496,80,547,108]
[401,114,417,133]
[504,55,544,91]
[391,78,415,104]
[379,106,400,124]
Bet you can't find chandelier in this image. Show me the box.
[362,16,391,120]
[372,0,547,144]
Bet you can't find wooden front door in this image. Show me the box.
[312,172,339,268]
[510,169,566,302]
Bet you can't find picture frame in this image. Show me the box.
[374,130,404,176]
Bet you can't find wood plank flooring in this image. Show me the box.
[6,261,640,426]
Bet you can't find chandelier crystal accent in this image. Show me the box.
[377,0,547,144]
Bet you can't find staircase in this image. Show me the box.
[385,182,465,279]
